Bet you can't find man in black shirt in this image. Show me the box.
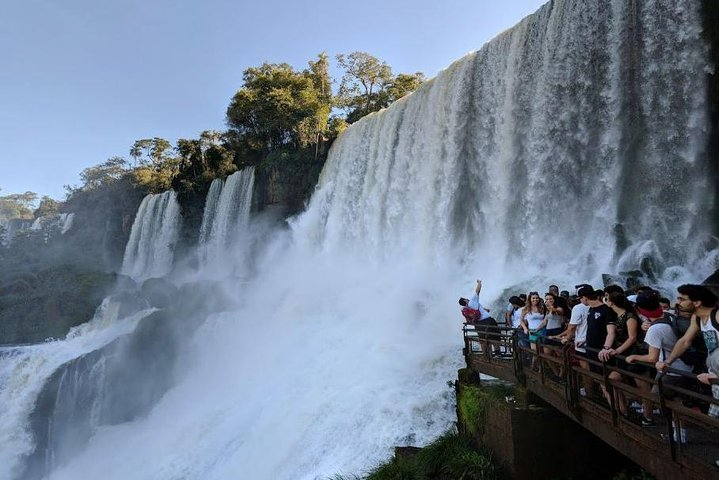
[585,289,618,371]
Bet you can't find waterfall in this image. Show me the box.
[60,213,74,235]
[121,191,182,280]
[0,299,153,480]
[198,167,255,268]
[298,0,714,282]
[4,1,717,480]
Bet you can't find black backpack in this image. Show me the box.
[653,312,707,367]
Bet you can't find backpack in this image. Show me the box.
[693,307,719,331]
[654,312,706,367]
[461,307,480,325]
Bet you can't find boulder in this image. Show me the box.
[141,278,178,308]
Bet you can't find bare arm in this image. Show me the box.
[519,309,529,334]
[627,346,660,365]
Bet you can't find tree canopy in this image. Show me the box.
[336,51,425,123]
[226,55,333,154]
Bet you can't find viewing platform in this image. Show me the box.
[462,325,719,480]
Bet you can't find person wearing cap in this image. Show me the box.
[626,293,694,430]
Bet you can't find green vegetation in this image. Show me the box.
[0,265,117,344]
[329,432,499,480]
[457,382,513,438]
[0,50,425,344]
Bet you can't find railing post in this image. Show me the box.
[657,374,678,462]
[602,358,618,427]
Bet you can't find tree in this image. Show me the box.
[336,51,393,121]
[34,196,60,218]
[336,52,425,123]
[385,72,425,103]
[226,58,331,153]
[0,191,38,220]
[130,138,173,168]
[79,157,128,190]
[174,130,237,191]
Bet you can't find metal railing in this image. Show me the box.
[463,324,719,478]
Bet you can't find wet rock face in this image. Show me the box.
[141,277,179,308]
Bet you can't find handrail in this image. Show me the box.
[463,326,719,478]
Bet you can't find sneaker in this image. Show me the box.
[640,417,655,427]
[660,431,688,444]
[579,388,587,397]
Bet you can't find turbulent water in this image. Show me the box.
[2,0,718,479]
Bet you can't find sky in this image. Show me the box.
[0,0,547,200]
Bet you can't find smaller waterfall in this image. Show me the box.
[60,213,74,234]
[121,191,181,280]
[198,167,255,266]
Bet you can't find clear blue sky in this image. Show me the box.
[0,0,546,200]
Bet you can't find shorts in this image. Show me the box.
[616,357,650,377]
[475,317,499,341]
[529,329,546,343]
[652,373,690,399]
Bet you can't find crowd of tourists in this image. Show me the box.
[459,280,719,445]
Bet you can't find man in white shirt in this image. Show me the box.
[627,294,693,432]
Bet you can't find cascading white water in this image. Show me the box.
[121,191,182,280]
[59,213,74,235]
[4,1,717,480]
[302,0,714,281]
[0,300,154,480]
[198,167,255,269]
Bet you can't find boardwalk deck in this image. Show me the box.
[462,325,719,480]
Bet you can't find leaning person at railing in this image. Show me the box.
[599,291,652,423]
[585,288,618,404]
[520,291,547,369]
[551,284,592,395]
[626,294,694,435]
[459,280,499,355]
[656,284,718,376]
[543,292,566,377]
[696,341,719,469]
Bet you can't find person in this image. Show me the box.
[551,284,592,395]
[506,295,525,329]
[585,288,617,372]
[459,280,498,354]
[697,348,719,469]
[656,284,719,375]
[584,288,617,403]
[659,297,672,312]
[520,291,547,368]
[543,292,565,376]
[599,291,651,421]
[627,294,694,432]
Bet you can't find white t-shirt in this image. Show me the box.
[511,308,522,329]
[468,293,491,320]
[644,323,692,374]
[524,311,545,330]
[545,312,563,330]
[570,303,590,353]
